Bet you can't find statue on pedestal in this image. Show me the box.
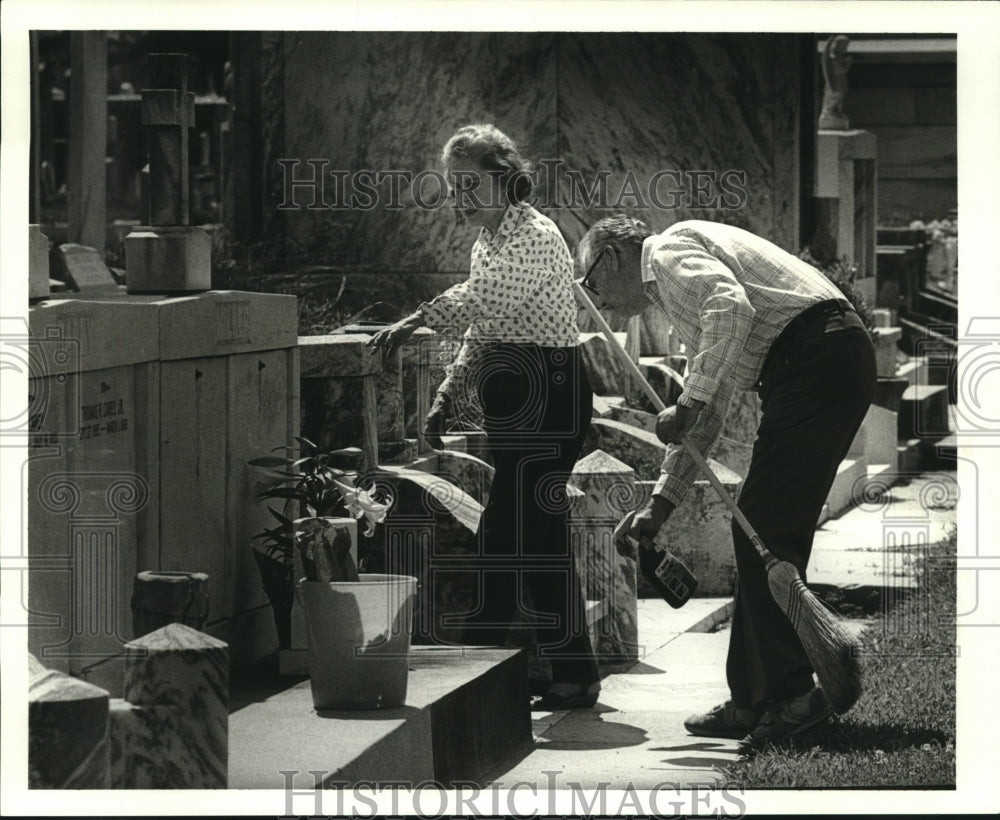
[819,35,852,130]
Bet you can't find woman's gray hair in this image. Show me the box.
[442,123,534,205]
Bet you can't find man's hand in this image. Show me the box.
[614,495,676,556]
[655,399,705,445]
[424,392,451,449]
[367,312,422,357]
[630,495,675,540]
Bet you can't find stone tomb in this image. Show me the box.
[28,291,298,689]
[27,299,160,680]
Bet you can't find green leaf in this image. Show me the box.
[267,507,294,528]
[258,487,307,502]
[294,435,318,453]
[378,466,482,533]
[248,455,294,468]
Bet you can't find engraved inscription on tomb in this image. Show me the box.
[216,301,251,346]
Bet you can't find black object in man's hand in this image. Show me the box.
[614,507,698,608]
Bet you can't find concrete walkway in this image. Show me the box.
[485,469,956,789]
[488,599,741,789]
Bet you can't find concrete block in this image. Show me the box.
[230,647,529,789]
[862,403,898,471]
[826,455,868,518]
[147,290,298,360]
[936,433,958,462]
[112,623,228,788]
[897,438,924,473]
[425,649,531,785]
[584,418,666,481]
[817,503,831,526]
[29,655,110,788]
[872,375,909,412]
[125,226,211,293]
[131,570,209,639]
[591,395,626,418]
[29,297,161,373]
[30,224,51,299]
[568,450,640,663]
[872,308,892,328]
[899,383,950,440]
[379,438,419,464]
[608,403,657,434]
[872,326,902,377]
[398,327,443,365]
[715,388,761,477]
[897,355,930,388]
[439,434,467,452]
[854,275,877,307]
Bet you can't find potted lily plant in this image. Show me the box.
[249,438,386,647]
[249,437,418,710]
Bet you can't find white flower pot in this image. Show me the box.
[296,573,417,710]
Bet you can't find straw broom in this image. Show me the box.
[574,282,862,713]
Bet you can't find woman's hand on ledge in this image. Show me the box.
[367,311,422,357]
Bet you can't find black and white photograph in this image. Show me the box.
[1,0,997,816]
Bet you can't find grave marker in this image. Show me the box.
[50,243,121,297]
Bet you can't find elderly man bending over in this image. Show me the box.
[577,216,875,749]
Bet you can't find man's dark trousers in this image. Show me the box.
[727,306,877,709]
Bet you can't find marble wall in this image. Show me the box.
[268,32,802,291]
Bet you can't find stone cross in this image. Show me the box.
[819,35,852,131]
[126,52,211,292]
[142,53,195,225]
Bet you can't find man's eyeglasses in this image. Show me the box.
[579,246,610,298]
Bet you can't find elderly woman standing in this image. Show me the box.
[369,124,600,709]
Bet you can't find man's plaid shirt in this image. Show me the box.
[643,220,846,505]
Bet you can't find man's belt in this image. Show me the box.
[758,298,854,385]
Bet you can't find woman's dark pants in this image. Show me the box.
[461,344,599,685]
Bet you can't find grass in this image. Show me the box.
[720,528,957,788]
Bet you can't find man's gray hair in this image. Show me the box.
[578,214,654,274]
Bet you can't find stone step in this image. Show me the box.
[866,462,896,485]
[936,433,958,462]
[897,437,924,473]
[826,455,868,518]
[898,383,950,440]
[439,434,467,452]
[896,355,930,388]
[230,646,531,789]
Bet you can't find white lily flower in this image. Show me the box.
[333,479,391,537]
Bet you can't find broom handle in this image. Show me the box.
[573,282,773,562]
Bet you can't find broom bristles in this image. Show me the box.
[767,560,863,714]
